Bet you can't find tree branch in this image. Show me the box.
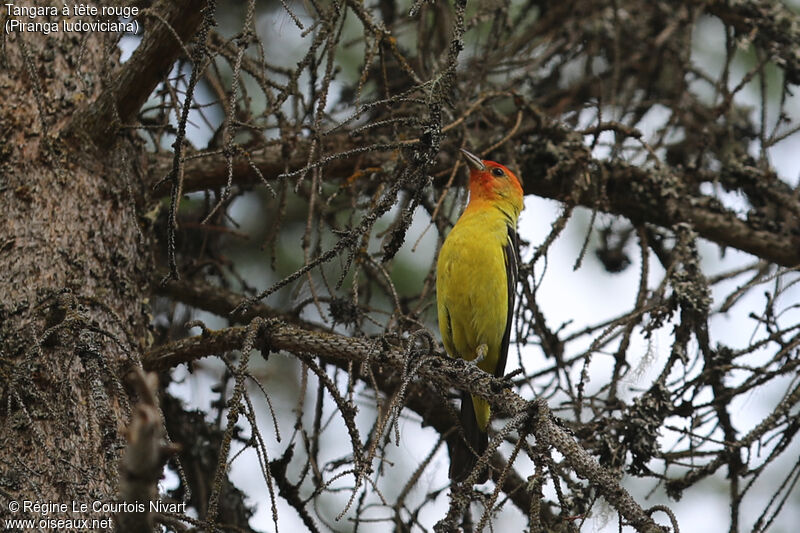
[149,139,386,194]
[116,369,180,532]
[700,0,800,85]
[66,0,207,150]
[142,321,665,532]
[520,134,800,267]
[153,274,564,523]
[148,122,800,267]
[153,274,319,328]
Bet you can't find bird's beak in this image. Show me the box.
[460,149,486,171]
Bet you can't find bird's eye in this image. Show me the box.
[491,167,505,177]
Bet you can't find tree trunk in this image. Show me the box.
[1,6,162,524]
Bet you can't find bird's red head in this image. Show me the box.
[460,149,524,212]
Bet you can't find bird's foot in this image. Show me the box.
[473,344,488,365]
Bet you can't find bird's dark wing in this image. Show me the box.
[496,224,519,378]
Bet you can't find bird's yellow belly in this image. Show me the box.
[437,216,509,374]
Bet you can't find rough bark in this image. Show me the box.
[0,0,202,526]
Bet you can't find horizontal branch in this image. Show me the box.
[148,124,800,267]
[154,274,562,522]
[153,274,318,328]
[143,321,664,532]
[521,145,800,267]
[149,140,386,194]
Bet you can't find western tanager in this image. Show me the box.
[437,149,523,482]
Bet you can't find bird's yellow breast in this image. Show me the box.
[436,207,510,374]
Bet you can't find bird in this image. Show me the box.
[436,148,523,483]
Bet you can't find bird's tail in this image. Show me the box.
[449,390,489,483]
